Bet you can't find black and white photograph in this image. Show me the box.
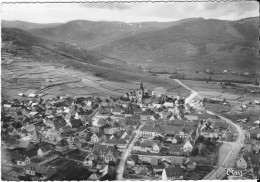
[1,0,259,181]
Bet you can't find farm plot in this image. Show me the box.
[198,91,221,98]
[219,93,242,101]
[204,103,232,113]
[99,84,122,91]
[66,87,100,95]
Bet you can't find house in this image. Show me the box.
[179,126,196,139]
[90,126,100,133]
[88,173,101,181]
[171,135,182,144]
[126,156,136,166]
[183,140,193,153]
[70,118,83,128]
[103,139,127,149]
[7,127,19,136]
[168,145,182,155]
[186,162,196,170]
[93,144,119,164]
[17,155,31,166]
[77,130,88,138]
[151,142,161,153]
[132,141,148,153]
[111,107,122,115]
[151,157,159,166]
[91,133,103,143]
[83,153,98,168]
[161,125,183,136]
[37,144,53,157]
[56,139,69,152]
[99,165,115,178]
[236,156,249,169]
[15,139,35,151]
[104,149,119,164]
[104,127,118,135]
[163,102,174,108]
[140,124,162,139]
[162,166,184,180]
[184,115,199,121]
[153,165,165,176]
[25,163,57,178]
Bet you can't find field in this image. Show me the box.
[181,80,260,128]
[1,43,189,100]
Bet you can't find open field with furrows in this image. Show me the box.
[181,80,260,101]
[2,54,189,100]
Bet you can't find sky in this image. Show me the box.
[1,1,259,23]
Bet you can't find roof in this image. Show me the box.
[92,132,103,138]
[184,115,199,120]
[164,166,183,177]
[161,125,183,134]
[88,173,101,180]
[93,143,113,153]
[112,107,121,113]
[57,139,68,147]
[39,143,53,152]
[140,124,161,133]
[181,126,196,133]
[169,144,182,153]
[70,119,83,128]
[16,139,33,149]
[153,165,165,169]
[104,139,127,145]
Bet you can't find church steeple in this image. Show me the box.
[139,80,144,92]
[137,80,144,106]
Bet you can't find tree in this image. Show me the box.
[197,135,205,143]
[191,147,199,156]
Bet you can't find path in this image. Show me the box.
[174,79,199,104]
[116,122,144,180]
[173,79,245,180]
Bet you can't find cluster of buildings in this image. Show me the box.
[1,81,259,180]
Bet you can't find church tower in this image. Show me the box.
[137,80,144,105]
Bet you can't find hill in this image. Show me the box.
[26,20,181,49]
[94,17,259,73]
[2,27,189,100]
[3,19,204,50]
[2,20,62,30]
[1,27,131,69]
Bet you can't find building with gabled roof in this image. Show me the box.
[92,143,119,164]
[140,124,162,139]
[91,132,103,143]
[56,139,69,152]
[162,166,184,180]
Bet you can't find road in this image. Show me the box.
[174,79,245,180]
[174,79,199,104]
[116,122,144,180]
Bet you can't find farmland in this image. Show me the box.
[1,28,189,100]
[180,80,260,129]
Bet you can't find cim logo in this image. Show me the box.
[225,168,248,177]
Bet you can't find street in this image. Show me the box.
[174,79,245,180]
[116,122,144,180]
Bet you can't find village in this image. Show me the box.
[1,81,260,181]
